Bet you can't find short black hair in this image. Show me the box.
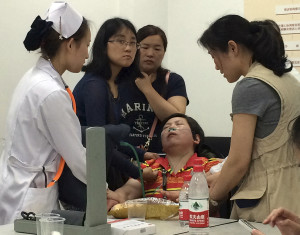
[162,113,217,158]
[162,113,204,142]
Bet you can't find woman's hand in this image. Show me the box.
[107,198,119,212]
[142,167,158,182]
[144,152,160,160]
[251,229,265,235]
[107,189,125,211]
[206,171,220,189]
[135,72,155,93]
[107,189,125,203]
[159,190,180,203]
[263,207,300,235]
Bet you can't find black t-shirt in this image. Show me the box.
[118,72,188,153]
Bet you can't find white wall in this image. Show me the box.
[0,0,244,140]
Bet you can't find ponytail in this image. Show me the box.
[249,20,292,76]
[199,15,292,77]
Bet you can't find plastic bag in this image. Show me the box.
[108,197,179,220]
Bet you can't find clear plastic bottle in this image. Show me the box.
[188,165,209,235]
[179,174,192,227]
[191,158,204,175]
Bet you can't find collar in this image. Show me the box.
[155,152,198,172]
[35,57,65,89]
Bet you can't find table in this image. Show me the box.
[1,217,281,235]
[148,217,281,235]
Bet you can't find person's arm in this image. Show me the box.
[135,73,187,121]
[38,90,86,184]
[82,79,109,126]
[209,113,257,201]
[107,178,143,203]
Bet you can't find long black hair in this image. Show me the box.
[162,113,217,159]
[199,14,292,77]
[137,25,169,95]
[82,17,141,82]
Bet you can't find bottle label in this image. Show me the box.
[189,198,209,228]
[179,200,189,221]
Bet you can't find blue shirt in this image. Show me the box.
[73,72,121,126]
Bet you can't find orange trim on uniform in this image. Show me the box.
[47,86,76,188]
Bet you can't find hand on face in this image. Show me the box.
[135,72,155,93]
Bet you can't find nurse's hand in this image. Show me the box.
[142,167,158,182]
[107,189,126,203]
[107,199,119,212]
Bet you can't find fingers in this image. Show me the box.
[263,207,286,226]
[142,167,158,182]
[144,152,160,160]
[277,219,300,234]
[159,190,180,202]
[107,199,119,212]
[107,189,121,202]
[251,229,265,235]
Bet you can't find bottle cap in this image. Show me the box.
[183,174,192,181]
[194,158,204,165]
[193,165,204,172]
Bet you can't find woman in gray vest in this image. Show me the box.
[199,15,300,222]
[252,116,300,235]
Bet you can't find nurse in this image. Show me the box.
[0,2,91,224]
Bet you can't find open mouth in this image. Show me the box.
[167,132,177,138]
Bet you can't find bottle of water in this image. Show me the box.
[179,174,192,227]
[189,165,209,235]
[191,158,204,175]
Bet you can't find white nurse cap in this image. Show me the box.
[46,1,83,39]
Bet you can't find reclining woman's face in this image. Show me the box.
[161,117,195,152]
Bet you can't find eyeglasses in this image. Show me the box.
[108,39,140,49]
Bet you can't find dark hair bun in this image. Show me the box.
[23,15,53,51]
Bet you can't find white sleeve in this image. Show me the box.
[37,90,86,184]
[209,157,228,174]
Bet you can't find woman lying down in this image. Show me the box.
[107,113,223,216]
